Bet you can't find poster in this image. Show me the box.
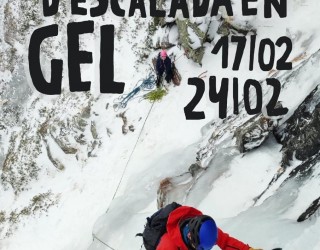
[0,0,320,249]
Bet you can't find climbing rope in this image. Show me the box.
[93,58,179,248]
[111,102,155,203]
[92,101,156,249]
[113,73,157,111]
[92,234,115,250]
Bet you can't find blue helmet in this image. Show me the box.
[188,215,218,250]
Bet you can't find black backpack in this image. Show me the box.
[136,202,181,250]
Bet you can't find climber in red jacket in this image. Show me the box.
[157,205,261,250]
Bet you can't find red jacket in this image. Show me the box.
[157,206,251,250]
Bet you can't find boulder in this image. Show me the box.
[235,115,275,153]
[176,19,206,65]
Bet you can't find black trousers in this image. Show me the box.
[156,75,162,88]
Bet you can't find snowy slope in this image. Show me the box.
[90,1,320,250]
[0,0,320,250]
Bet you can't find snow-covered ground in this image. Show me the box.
[1,0,320,250]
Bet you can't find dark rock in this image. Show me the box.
[75,134,87,145]
[117,112,129,135]
[274,86,320,166]
[128,125,135,132]
[80,106,91,119]
[188,162,202,177]
[288,153,320,180]
[91,121,98,139]
[297,196,320,222]
[52,136,78,155]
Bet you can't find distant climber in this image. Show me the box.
[156,50,173,88]
[137,203,262,250]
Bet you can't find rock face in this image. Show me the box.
[0,91,99,195]
[0,0,101,191]
[1,0,69,74]
[275,86,320,167]
[1,0,43,73]
[238,85,320,220]
[176,19,206,65]
[4,0,42,46]
[272,86,320,222]
[0,1,101,237]
[0,79,102,238]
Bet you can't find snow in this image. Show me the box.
[198,136,282,218]
[1,0,320,250]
